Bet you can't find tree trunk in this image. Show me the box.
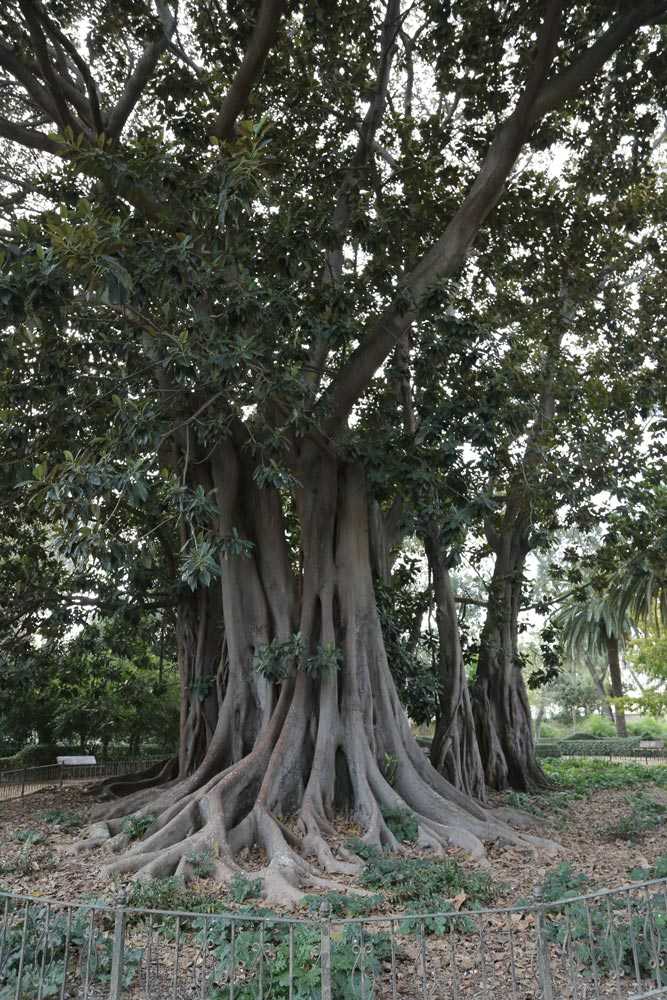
[424,533,486,801]
[472,535,548,792]
[83,448,555,902]
[606,635,627,738]
[583,656,615,723]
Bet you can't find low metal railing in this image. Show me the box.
[0,877,665,998]
[0,759,168,802]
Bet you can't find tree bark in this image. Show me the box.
[606,634,628,737]
[81,449,555,900]
[424,532,486,801]
[472,532,548,792]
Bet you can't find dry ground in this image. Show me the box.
[0,782,665,908]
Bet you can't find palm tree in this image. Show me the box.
[553,592,631,737]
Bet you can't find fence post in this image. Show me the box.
[20,767,26,799]
[320,902,332,1000]
[536,905,554,1000]
[59,764,65,789]
[109,906,126,1000]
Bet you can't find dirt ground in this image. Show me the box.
[0,782,665,908]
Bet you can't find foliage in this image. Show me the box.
[122,814,156,841]
[229,874,263,904]
[14,829,44,845]
[538,865,667,985]
[0,901,142,999]
[301,892,382,918]
[602,793,667,843]
[186,848,215,879]
[206,919,392,1000]
[542,757,667,796]
[380,807,418,844]
[126,877,227,916]
[359,856,494,909]
[628,855,667,881]
[42,810,81,831]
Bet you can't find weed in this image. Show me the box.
[540,863,591,902]
[229,874,263,903]
[301,891,382,917]
[121,814,156,841]
[381,806,418,843]
[126,877,227,917]
[603,793,666,842]
[207,919,392,999]
[359,856,494,908]
[43,809,81,831]
[628,854,667,881]
[186,848,215,879]
[14,829,45,845]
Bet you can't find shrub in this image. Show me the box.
[628,855,667,881]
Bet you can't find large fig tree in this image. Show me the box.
[1,0,666,898]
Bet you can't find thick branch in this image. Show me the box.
[321,2,657,435]
[33,1,103,133]
[105,1,176,139]
[210,0,284,140]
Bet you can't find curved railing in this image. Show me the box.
[0,758,169,802]
[0,877,665,998]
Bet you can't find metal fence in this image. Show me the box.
[0,759,168,802]
[0,877,665,998]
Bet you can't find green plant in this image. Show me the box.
[536,862,667,983]
[186,848,215,879]
[382,753,398,787]
[380,806,418,843]
[359,856,494,908]
[42,809,81,831]
[628,854,667,881]
[121,814,156,841]
[543,758,667,796]
[126,877,227,917]
[14,829,45,845]
[603,793,666,842]
[0,900,142,999]
[301,891,382,917]
[206,919,392,1000]
[230,874,263,903]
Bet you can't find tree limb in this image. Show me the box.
[320,2,660,437]
[105,0,176,139]
[210,0,284,140]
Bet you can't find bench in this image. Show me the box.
[639,740,664,756]
[56,755,97,766]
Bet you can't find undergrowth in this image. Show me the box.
[536,862,667,985]
[602,793,666,842]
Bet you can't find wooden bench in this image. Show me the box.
[56,755,97,766]
[639,740,664,751]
